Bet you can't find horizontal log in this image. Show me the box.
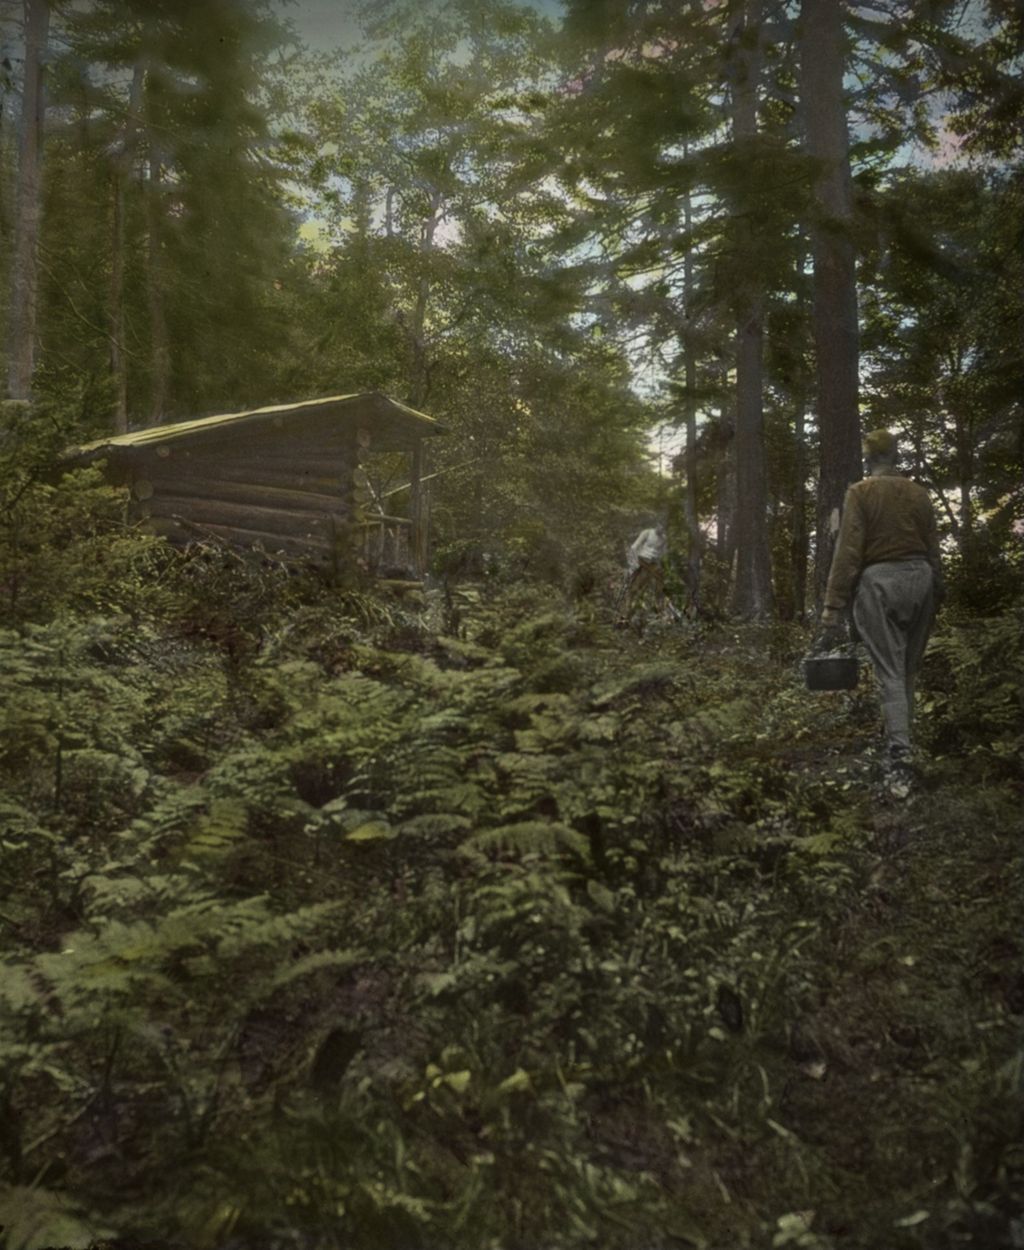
[147,494,345,538]
[146,513,338,545]
[140,457,351,482]
[356,514,411,527]
[134,439,351,467]
[168,437,353,462]
[149,516,339,559]
[210,468,349,489]
[141,473,343,513]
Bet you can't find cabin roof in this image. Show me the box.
[65,391,442,461]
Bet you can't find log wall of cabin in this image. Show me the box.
[124,424,361,562]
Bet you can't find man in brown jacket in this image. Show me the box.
[820,429,945,793]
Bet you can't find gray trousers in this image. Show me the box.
[852,559,935,751]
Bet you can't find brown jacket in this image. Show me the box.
[824,468,943,613]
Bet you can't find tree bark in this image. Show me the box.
[731,303,774,617]
[142,25,170,428]
[954,410,974,553]
[0,49,14,251]
[145,148,170,425]
[727,0,774,618]
[409,437,427,575]
[110,61,145,433]
[790,245,810,620]
[407,188,444,410]
[791,381,809,620]
[681,185,703,612]
[6,0,50,402]
[716,424,733,568]
[800,0,862,602]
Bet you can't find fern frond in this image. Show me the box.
[183,797,249,863]
[463,821,591,862]
[589,661,679,709]
[675,697,758,750]
[397,813,473,839]
[0,1185,110,1250]
[270,948,365,991]
[213,901,346,958]
[0,962,46,1016]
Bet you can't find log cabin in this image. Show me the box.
[62,392,444,576]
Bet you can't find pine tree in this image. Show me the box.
[725,0,774,618]
[44,0,297,425]
[6,0,48,401]
[799,0,861,603]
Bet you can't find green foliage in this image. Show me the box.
[0,1185,110,1250]
[860,168,1023,572]
[0,403,155,624]
[0,3,1020,1240]
[39,0,300,420]
[922,596,1024,777]
[1,530,1019,1247]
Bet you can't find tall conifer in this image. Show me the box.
[800,0,861,602]
[6,0,48,401]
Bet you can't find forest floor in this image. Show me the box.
[0,567,1021,1250]
[540,604,1024,1250]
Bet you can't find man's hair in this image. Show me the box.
[862,428,898,462]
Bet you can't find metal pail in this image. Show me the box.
[803,654,859,691]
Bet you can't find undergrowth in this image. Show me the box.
[0,468,1021,1250]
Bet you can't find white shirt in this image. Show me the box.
[630,528,666,564]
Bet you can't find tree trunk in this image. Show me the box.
[6,0,49,402]
[955,411,974,554]
[800,0,862,603]
[791,385,809,620]
[0,54,13,250]
[681,185,702,612]
[731,304,774,616]
[145,149,170,425]
[714,394,737,618]
[110,61,145,434]
[407,188,443,410]
[716,436,733,567]
[790,245,810,620]
[727,0,774,618]
[682,355,702,612]
[409,438,426,576]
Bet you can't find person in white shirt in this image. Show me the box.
[619,521,667,624]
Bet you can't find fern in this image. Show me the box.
[387,742,492,821]
[397,812,473,839]
[122,779,208,842]
[463,821,591,862]
[204,740,296,808]
[31,898,348,1018]
[79,871,192,921]
[269,948,365,992]
[0,533,1018,1250]
[924,604,1024,771]
[0,963,46,1017]
[673,696,760,751]
[183,796,249,863]
[492,749,567,823]
[0,1185,111,1250]
[589,661,679,709]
